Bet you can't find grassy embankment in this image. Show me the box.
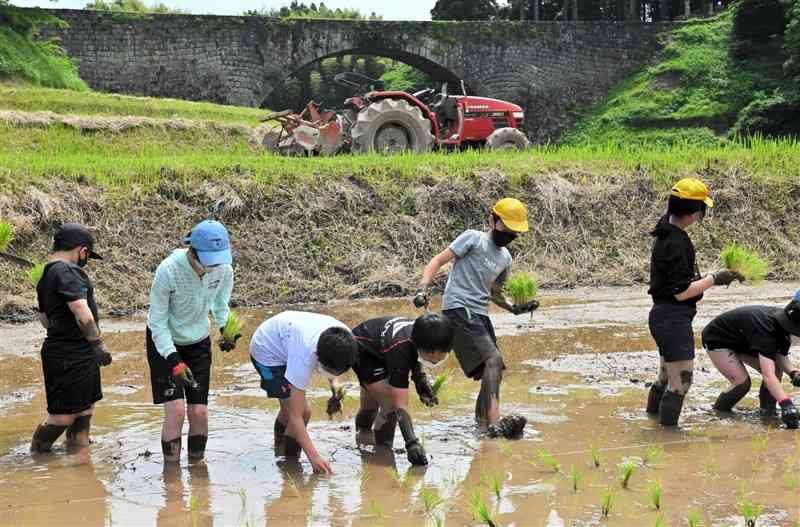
[565,10,789,146]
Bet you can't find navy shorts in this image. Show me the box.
[146,328,211,405]
[442,308,504,379]
[648,303,697,363]
[251,357,292,399]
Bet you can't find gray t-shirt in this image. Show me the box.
[442,230,512,316]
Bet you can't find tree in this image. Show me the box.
[244,2,381,20]
[430,0,500,20]
[785,0,800,83]
[85,0,187,14]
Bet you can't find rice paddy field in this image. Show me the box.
[1,284,799,526]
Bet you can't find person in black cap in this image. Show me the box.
[702,293,800,429]
[349,314,454,466]
[30,223,111,453]
[645,178,744,427]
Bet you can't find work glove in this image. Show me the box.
[326,386,346,417]
[789,370,800,388]
[780,399,799,429]
[412,368,438,407]
[405,438,428,466]
[413,286,430,309]
[218,328,242,352]
[511,299,540,316]
[172,361,198,390]
[89,339,112,367]
[711,270,745,287]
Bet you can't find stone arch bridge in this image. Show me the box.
[42,9,671,141]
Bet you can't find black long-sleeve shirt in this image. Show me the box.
[647,218,702,306]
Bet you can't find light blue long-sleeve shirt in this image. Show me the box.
[147,249,234,359]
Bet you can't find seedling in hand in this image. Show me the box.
[431,373,449,397]
[222,310,243,342]
[720,243,768,282]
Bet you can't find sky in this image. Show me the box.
[12,0,438,20]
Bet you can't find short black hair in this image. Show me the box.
[317,326,358,373]
[411,313,454,352]
[667,195,706,218]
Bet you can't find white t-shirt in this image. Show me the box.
[249,311,348,390]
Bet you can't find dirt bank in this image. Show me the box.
[2,167,799,320]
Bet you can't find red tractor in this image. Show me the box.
[258,72,530,155]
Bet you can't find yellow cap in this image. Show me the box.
[670,178,714,208]
[492,198,529,233]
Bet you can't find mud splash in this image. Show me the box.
[1,283,800,526]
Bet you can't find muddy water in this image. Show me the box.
[1,283,800,526]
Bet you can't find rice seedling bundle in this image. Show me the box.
[600,488,616,517]
[619,460,635,489]
[431,373,449,396]
[0,222,13,252]
[504,272,538,305]
[720,243,768,281]
[738,498,763,527]
[222,310,243,341]
[648,480,662,510]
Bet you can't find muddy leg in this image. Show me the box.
[709,350,751,412]
[162,399,186,462]
[187,404,208,460]
[274,400,308,457]
[355,387,379,432]
[647,359,669,414]
[476,356,504,427]
[30,416,69,453]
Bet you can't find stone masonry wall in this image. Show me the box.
[39,9,672,142]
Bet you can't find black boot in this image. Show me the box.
[355,409,378,432]
[187,434,207,460]
[713,378,751,412]
[30,423,68,453]
[759,382,777,416]
[161,437,182,462]
[659,390,685,427]
[646,383,665,414]
[374,412,398,447]
[274,420,301,457]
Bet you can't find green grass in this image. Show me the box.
[504,272,538,304]
[0,27,87,91]
[28,261,44,287]
[565,11,789,147]
[0,221,12,252]
[222,311,242,341]
[0,82,266,125]
[720,243,769,281]
[2,119,798,193]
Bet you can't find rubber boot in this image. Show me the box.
[161,437,182,462]
[65,415,92,447]
[355,408,378,432]
[659,390,685,427]
[646,383,665,414]
[30,423,68,453]
[187,434,207,460]
[274,420,301,457]
[759,382,777,416]
[713,378,751,412]
[374,412,398,447]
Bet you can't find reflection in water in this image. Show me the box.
[2,286,800,525]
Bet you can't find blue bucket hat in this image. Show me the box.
[184,220,232,267]
[776,289,800,337]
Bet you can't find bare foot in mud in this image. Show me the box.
[486,414,527,439]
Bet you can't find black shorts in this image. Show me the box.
[41,341,102,415]
[648,303,697,362]
[443,308,504,379]
[146,327,212,405]
[352,352,390,387]
[251,357,292,399]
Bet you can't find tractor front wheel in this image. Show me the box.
[486,127,531,151]
[350,99,434,154]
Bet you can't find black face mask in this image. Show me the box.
[77,248,89,268]
[491,229,517,247]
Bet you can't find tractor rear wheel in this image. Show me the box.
[486,127,531,151]
[350,99,434,154]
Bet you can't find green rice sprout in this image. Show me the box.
[537,449,561,473]
[470,489,496,527]
[600,487,616,517]
[687,510,702,527]
[482,471,503,500]
[720,243,768,282]
[738,498,763,527]
[370,499,384,520]
[569,464,583,493]
[222,310,243,341]
[431,373,449,396]
[28,262,45,287]
[419,488,444,514]
[644,445,664,467]
[654,515,666,527]
[590,444,602,468]
[504,272,538,305]
[0,222,13,252]
[648,480,663,510]
[619,460,635,489]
